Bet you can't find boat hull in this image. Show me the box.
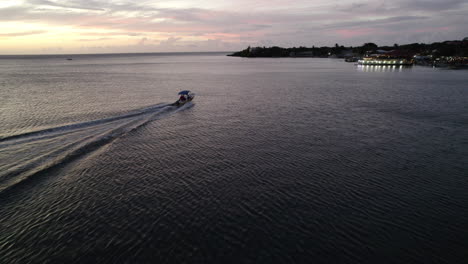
[172,96,194,107]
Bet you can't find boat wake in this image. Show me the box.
[0,102,193,195]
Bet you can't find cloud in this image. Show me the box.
[138,37,148,45]
[27,0,105,11]
[0,30,47,37]
[324,16,429,30]
[74,37,243,54]
[398,0,467,12]
[158,37,181,47]
[1,0,467,54]
[78,37,112,41]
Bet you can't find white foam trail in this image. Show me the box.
[0,103,190,194]
[0,103,170,145]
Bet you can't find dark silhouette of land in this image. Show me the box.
[228,38,468,59]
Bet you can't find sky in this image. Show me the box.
[1,0,467,54]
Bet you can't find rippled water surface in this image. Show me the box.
[1,53,467,263]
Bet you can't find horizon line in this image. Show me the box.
[0,51,235,57]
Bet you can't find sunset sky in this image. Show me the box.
[1,0,467,54]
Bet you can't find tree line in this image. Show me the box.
[228,39,468,58]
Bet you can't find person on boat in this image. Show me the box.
[179,95,186,102]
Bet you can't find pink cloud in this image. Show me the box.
[202,33,241,39]
[334,28,376,38]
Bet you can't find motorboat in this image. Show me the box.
[172,90,195,106]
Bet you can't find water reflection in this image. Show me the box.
[357,65,412,72]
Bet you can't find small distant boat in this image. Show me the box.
[172,90,194,106]
[66,58,73,61]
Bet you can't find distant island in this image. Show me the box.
[228,38,468,58]
[228,38,468,68]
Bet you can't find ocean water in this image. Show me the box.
[0,53,467,263]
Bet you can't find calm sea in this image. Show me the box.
[1,53,467,263]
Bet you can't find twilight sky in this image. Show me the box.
[1,0,467,54]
